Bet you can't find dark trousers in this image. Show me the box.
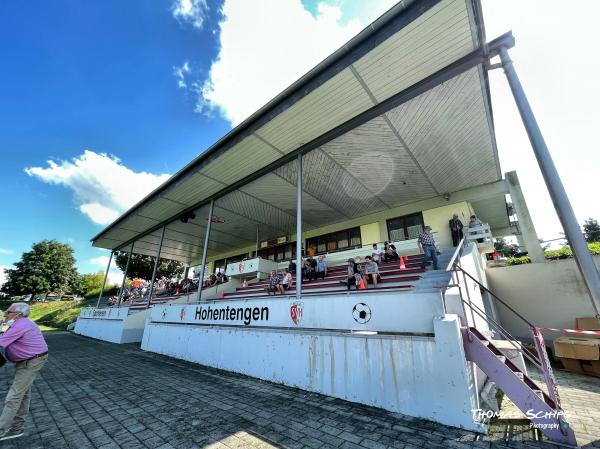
[451,229,463,247]
[421,245,439,270]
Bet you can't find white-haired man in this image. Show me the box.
[0,302,48,441]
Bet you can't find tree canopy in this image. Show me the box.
[583,218,600,243]
[1,240,80,296]
[114,252,184,281]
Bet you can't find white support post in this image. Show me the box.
[197,200,214,302]
[499,47,600,315]
[96,250,114,308]
[146,226,166,308]
[295,153,303,301]
[117,241,134,307]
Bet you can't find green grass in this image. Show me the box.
[0,298,99,330]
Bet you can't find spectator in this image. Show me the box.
[316,255,327,280]
[371,244,383,263]
[363,256,381,288]
[0,303,48,441]
[418,225,439,270]
[307,244,316,257]
[122,287,130,303]
[264,270,280,296]
[288,260,296,275]
[339,258,361,290]
[278,269,293,295]
[448,214,464,247]
[383,241,399,262]
[469,214,484,243]
[303,257,316,281]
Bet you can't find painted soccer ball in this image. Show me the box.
[352,303,371,324]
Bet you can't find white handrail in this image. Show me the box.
[445,238,466,271]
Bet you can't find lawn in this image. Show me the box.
[0,300,88,331]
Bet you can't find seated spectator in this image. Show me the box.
[363,256,381,288]
[316,255,327,280]
[303,258,316,281]
[264,270,280,296]
[383,241,399,262]
[216,272,223,284]
[288,260,296,275]
[278,269,293,295]
[122,287,130,303]
[371,243,383,263]
[339,258,361,290]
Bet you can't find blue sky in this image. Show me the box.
[1,0,599,284]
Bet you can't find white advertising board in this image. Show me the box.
[150,292,442,333]
[224,257,278,277]
[78,307,130,321]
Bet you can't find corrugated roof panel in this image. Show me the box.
[136,197,190,224]
[256,68,374,153]
[386,67,498,194]
[162,173,225,206]
[354,0,475,103]
[200,135,282,184]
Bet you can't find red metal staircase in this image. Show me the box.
[447,262,577,446]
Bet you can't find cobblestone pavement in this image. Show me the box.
[0,332,598,449]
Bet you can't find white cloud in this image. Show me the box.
[0,248,14,255]
[172,0,208,29]
[26,150,170,225]
[0,266,9,287]
[174,61,191,88]
[90,255,123,285]
[197,0,364,125]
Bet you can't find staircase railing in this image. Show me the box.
[445,262,564,412]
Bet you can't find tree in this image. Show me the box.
[583,218,600,243]
[114,252,183,281]
[75,272,106,296]
[494,238,520,257]
[1,240,79,297]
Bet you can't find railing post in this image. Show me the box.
[197,200,214,302]
[147,226,166,308]
[96,250,114,308]
[117,241,134,307]
[499,47,600,317]
[295,153,303,301]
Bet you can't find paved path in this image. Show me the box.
[0,332,598,449]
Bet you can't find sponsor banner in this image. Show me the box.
[150,292,442,333]
[224,257,278,277]
[78,307,129,321]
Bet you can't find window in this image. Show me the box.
[387,212,424,241]
[258,242,296,262]
[306,227,361,255]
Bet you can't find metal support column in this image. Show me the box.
[146,226,166,308]
[96,250,114,308]
[295,153,303,301]
[197,200,214,302]
[499,47,600,316]
[117,241,134,307]
[255,226,259,258]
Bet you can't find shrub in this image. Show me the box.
[544,246,573,260]
[506,256,531,265]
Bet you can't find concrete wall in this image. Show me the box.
[141,315,483,432]
[423,201,473,249]
[486,256,600,342]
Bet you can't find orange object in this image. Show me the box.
[359,278,366,289]
[220,292,225,299]
[242,279,247,288]
[399,256,406,271]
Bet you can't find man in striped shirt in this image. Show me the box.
[418,226,439,270]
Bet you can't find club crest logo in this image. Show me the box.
[180,307,186,320]
[290,301,303,325]
[238,263,245,273]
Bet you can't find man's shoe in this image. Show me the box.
[0,429,24,441]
